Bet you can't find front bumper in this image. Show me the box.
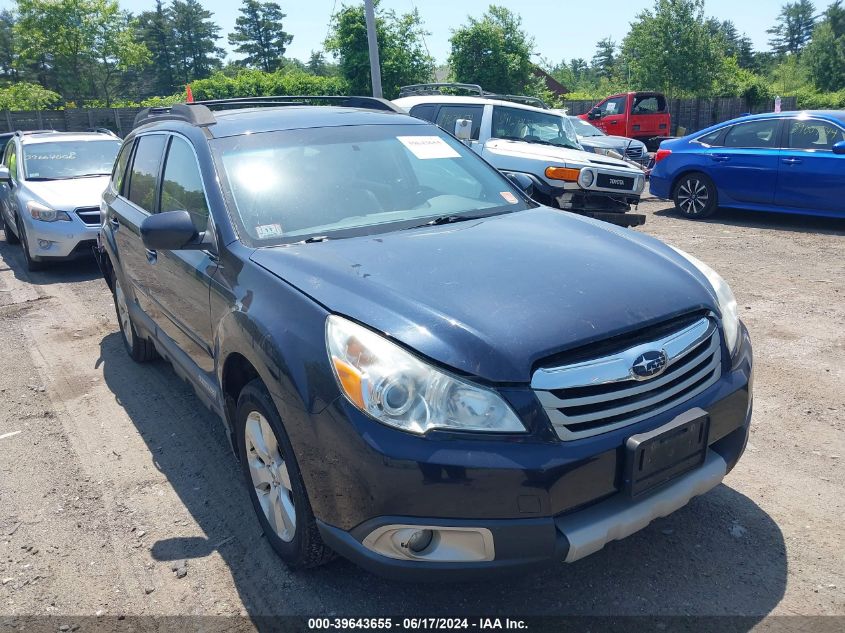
[291,325,753,578]
[24,217,99,261]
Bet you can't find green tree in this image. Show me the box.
[136,0,177,96]
[0,10,17,81]
[170,0,224,84]
[15,0,148,103]
[591,37,616,80]
[0,81,61,109]
[448,5,534,94]
[767,0,816,57]
[620,0,722,97]
[307,50,328,76]
[228,0,292,72]
[804,1,845,91]
[325,1,433,99]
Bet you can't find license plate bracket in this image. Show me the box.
[625,408,710,498]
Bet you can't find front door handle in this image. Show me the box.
[710,154,730,162]
[782,157,802,165]
[145,248,157,264]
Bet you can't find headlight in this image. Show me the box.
[326,315,526,435]
[634,175,645,193]
[578,169,595,187]
[670,246,740,355]
[27,201,71,222]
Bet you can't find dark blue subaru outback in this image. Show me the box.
[96,96,753,579]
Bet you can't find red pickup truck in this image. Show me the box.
[579,92,671,151]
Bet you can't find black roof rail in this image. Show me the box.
[398,83,548,109]
[132,95,404,130]
[399,83,484,97]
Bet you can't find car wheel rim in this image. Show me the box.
[244,411,296,543]
[114,281,134,348]
[678,179,709,215]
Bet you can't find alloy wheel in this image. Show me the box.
[244,411,296,542]
[677,178,710,215]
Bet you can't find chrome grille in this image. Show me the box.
[532,317,722,441]
[75,206,100,226]
[625,146,644,159]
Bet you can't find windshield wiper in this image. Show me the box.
[498,135,578,150]
[291,235,329,245]
[405,214,484,230]
[25,176,58,181]
[66,173,111,179]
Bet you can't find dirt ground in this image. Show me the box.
[0,192,843,628]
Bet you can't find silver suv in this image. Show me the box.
[0,131,121,271]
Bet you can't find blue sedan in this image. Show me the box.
[650,110,845,219]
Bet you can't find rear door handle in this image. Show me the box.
[710,154,730,162]
[109,216,119,230]
[782,157,802,165]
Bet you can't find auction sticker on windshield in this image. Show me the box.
[398,136,461,160]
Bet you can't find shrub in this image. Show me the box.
[0,82,62,111]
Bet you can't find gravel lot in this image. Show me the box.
[0,192,843,626]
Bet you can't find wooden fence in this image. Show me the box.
[0,96,799,138]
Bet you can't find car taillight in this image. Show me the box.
[654,149,672,163]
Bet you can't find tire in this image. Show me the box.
[18,222,45,271]
[236,379,335,570]
[5,213,20,245]
[673,172,717,219]
[112,272,158,362]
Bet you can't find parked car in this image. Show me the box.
[566,115,649,166]
[395,83,646,227]
[650,111,845,219]
[580,92,671,151]
[96,96,752,580]
[0,131,121,270]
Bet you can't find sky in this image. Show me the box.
[2,0,786,65]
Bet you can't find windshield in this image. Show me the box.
[212,124,531,245]
[22,140,120,180]
[491,106,581,150]
[569,117,605,137]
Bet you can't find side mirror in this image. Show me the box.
[454,118,473,141]
[140,210,202,251]
[0,165,10,185]
[833,140,845,155]
[502,171,534,196]
[588,108,601,120]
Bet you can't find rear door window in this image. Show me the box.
[434,105,484,140]
[723,120,780,149]
[160,136,210,232]
[127,135,166,212]
[631,94,666,114]
[409,104,437,122]
[4,143,16,180]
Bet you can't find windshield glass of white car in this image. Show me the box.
[491,106,581,149]
[213,124,531,245]
[23,140,121,181]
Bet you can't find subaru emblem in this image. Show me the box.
[631,350,668,380]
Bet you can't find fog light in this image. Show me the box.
[38,240,52,250]
[406,529,433,553]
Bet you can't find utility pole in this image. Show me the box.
[364,0,383,98]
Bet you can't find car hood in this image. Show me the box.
[251,208,717,383]
[484,139,638,171]
[25,176,110,210]
[578,135,646,151]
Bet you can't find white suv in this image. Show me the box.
[394,85,646,226]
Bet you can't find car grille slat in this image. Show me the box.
[625,146,644,159]
[532,317,722,441]
[75,206,100,226]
